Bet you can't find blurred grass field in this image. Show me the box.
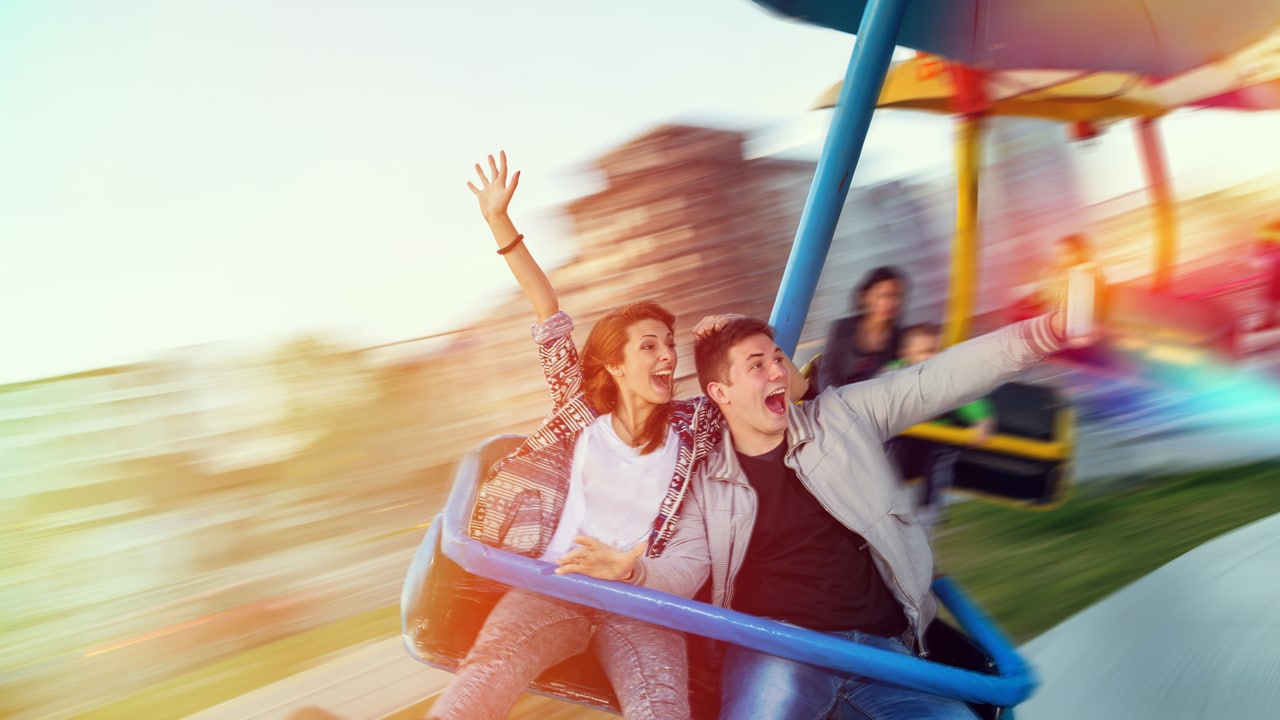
[935,459,1280,642]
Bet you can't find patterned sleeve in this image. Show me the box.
[532,310,583,411]
[660,396,725,478]
[693,395,725,438]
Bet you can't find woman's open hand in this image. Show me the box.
[467,151,520,223]
[554,536,645,582]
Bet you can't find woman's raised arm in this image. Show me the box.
[468,151,558,323]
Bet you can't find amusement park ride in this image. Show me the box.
[401,2,1280,717]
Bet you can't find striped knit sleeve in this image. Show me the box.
[533,311,582,410]
[1018,313,1067,356]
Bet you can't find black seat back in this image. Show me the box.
[952,382,1069,506]
[924,621,1004,720]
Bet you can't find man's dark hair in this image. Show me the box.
[694,317,775,395]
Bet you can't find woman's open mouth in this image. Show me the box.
[653,370,673,394]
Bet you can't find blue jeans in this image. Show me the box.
[719,630,978,720]
[430,587,689,720]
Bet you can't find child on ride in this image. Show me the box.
[882,323,996,528]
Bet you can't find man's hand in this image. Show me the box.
[466,151,521,224]
[1050,305,1103,348]
[554,536,646,582]
[1050,264,1107,347]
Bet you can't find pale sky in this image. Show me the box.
[2,1,1277,384]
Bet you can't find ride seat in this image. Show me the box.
[402,436,1013,718]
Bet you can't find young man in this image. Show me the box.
[627,310,1068,719]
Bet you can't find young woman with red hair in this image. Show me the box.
[430,152,788,720]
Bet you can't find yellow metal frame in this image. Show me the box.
[900,407,1076,510]
[897,421,1068,462]
[943,114,984,348]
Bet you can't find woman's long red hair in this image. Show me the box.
[581,301,675,455]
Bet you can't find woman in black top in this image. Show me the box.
[816,266,907,391]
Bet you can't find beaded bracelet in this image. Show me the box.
[496,234,525,255]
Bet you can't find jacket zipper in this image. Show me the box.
[866,542,926,654]
[721,476,755,609]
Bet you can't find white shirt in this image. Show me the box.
[539,413,680,562]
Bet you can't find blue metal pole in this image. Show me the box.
[769,0,909,355]
[932,575,1038,704]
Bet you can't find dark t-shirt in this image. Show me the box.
[731,441,907,636]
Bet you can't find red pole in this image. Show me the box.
[1137,117,1176,291]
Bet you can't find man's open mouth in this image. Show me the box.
[765,387,787,414]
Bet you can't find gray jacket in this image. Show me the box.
[631,315,1063,648]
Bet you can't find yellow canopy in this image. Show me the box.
[817,26,1280,121]
[815,54,1167,122]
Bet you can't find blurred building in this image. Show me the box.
[383,118,1280,480]
[379,123,1014,466]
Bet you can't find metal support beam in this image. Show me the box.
[1137,117,1176,291]
[768,0,909,355]
[943,113,984,347]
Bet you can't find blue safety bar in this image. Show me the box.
[403,437,1038,709]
